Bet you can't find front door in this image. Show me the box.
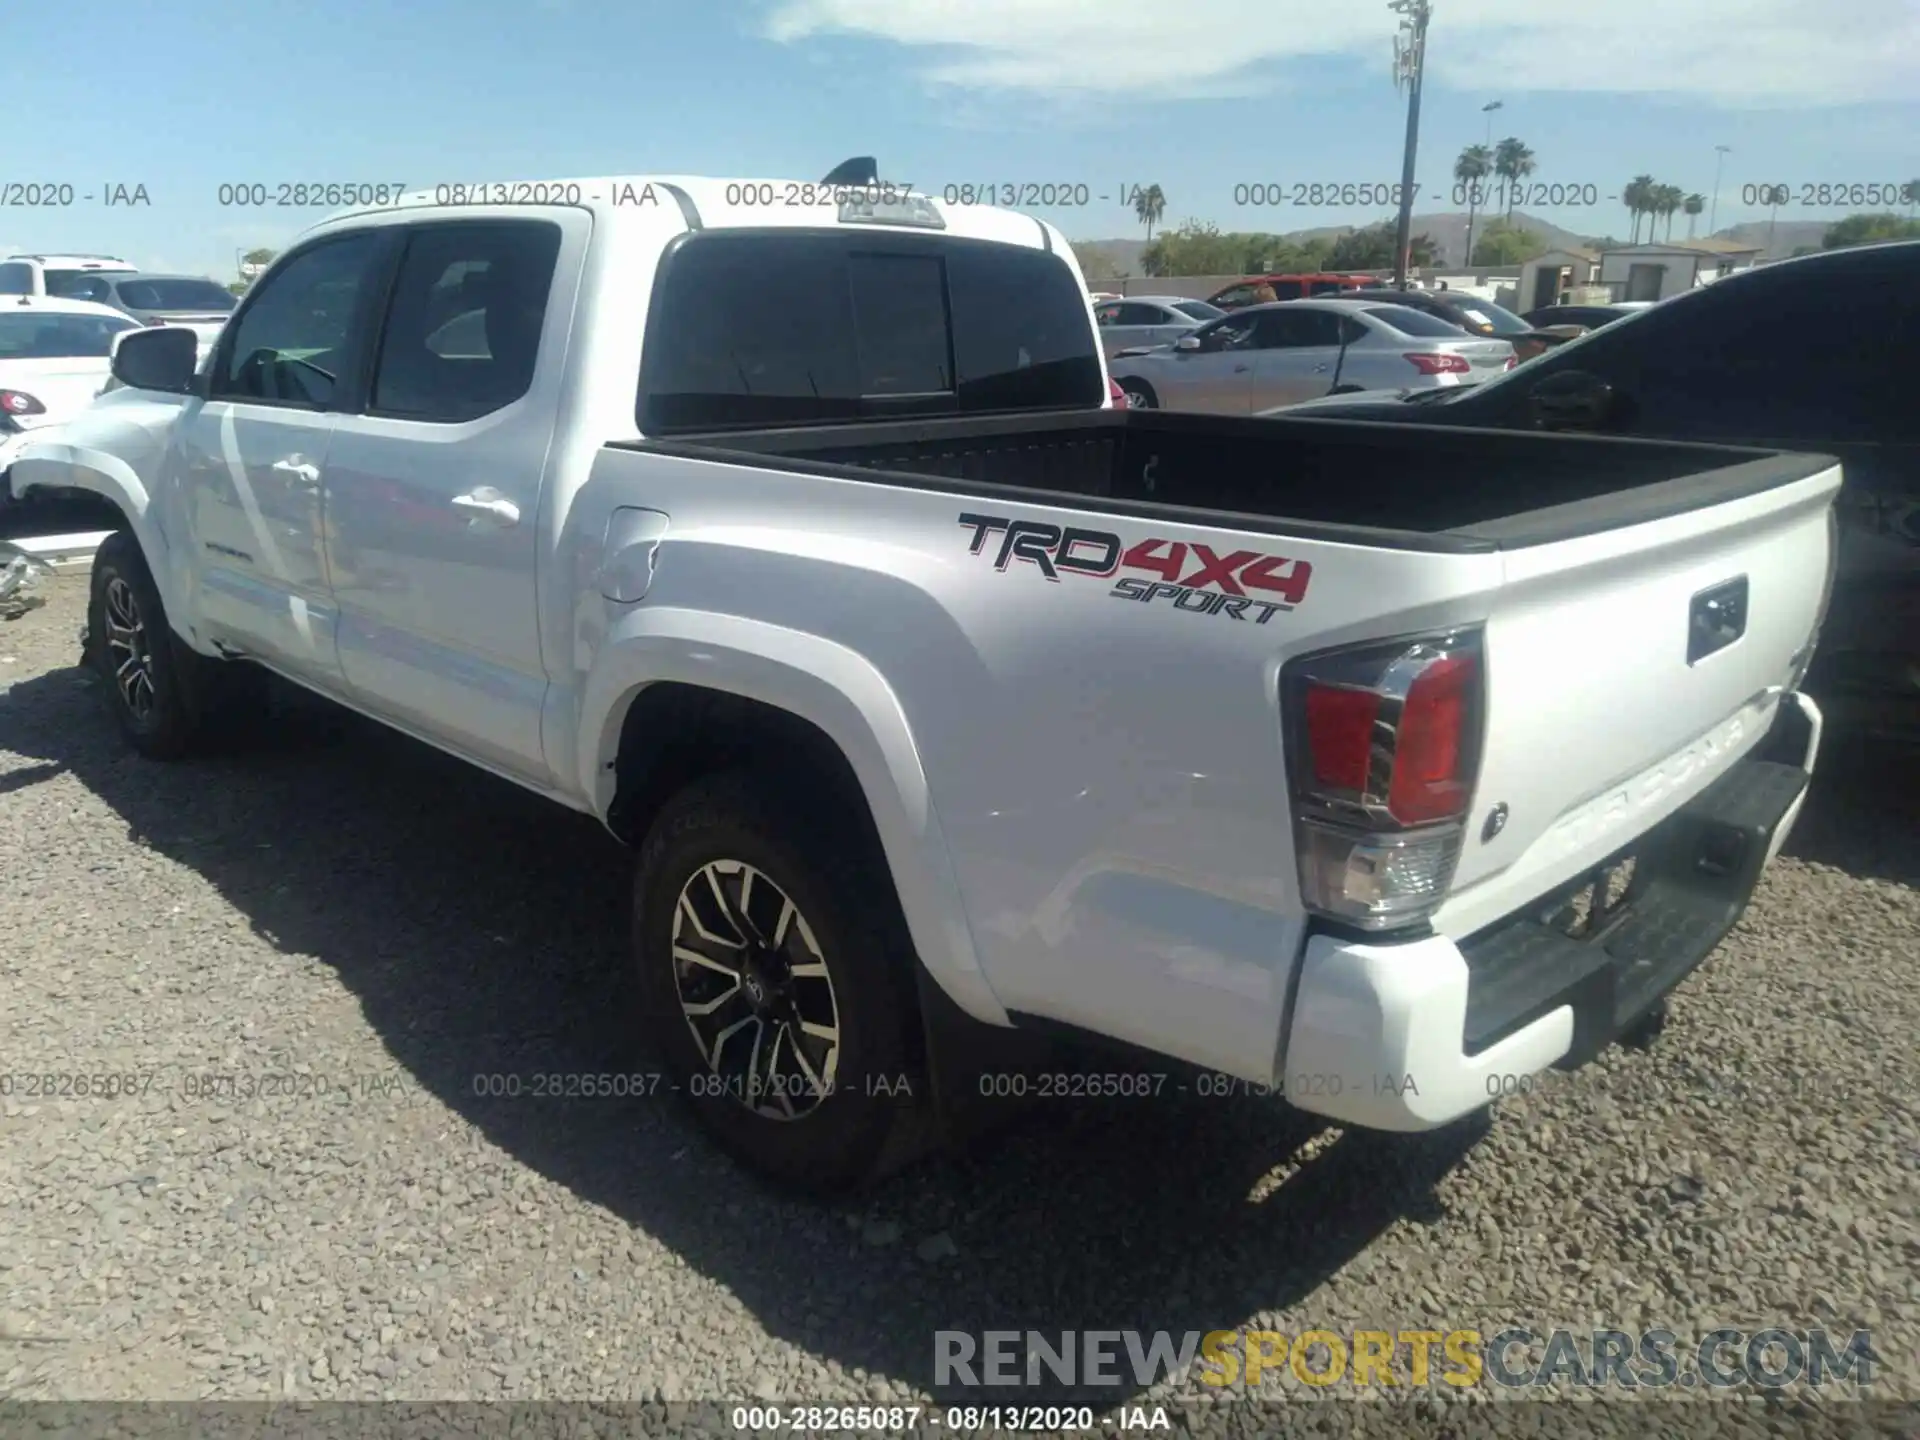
[321,215,577,784]
[178,231,391,686]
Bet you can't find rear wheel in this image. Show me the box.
[1119,379,1158,410]
[87,531,265,759]
[632,771,923,1192]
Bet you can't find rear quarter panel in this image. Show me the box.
[571,445,1501,1080]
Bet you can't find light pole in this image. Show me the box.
[1708,145,1731,235]
[1482,99,1503,148]
[1389,0,1433,290]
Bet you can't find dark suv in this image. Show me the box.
[1276,242,1920,741]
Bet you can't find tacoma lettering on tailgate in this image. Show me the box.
[957,512,1312,624]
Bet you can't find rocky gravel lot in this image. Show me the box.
[1,572,1916,1430]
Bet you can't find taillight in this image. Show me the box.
[1405,352,1471,375]
[0,389,46,417]
[1282,629,1484,931]
[1109,378,1128,410]
[1504,354,1518,371]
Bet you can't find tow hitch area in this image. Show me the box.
[1459,756,1810,1070]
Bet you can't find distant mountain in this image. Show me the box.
[1705,219,1832,261]
[1071,209,1609,276]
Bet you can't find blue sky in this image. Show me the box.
[8,0,1916,280]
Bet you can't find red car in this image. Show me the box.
[1208,273,1386,309]
[1108,378,1128,409]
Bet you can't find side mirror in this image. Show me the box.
[1528,368,1615,430]
[1174,334,1202,352]
[110,326,199,393]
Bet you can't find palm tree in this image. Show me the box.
[1133,184,1166,247]
[1494,138,1537,221]
[1623,174,1657,243]
[1683,192,1706,239]
[1657,184,1685,242]
[1454,144,1493,266]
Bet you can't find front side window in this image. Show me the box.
[370,221,562,421]
[210,233,386,407]
[638,232,1101,432]
[0,312,140,359]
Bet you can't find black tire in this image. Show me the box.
[633,770,923,1193]
[87,531,265,759]
[1119,379,1158,410]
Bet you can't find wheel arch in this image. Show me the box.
[12,443,175,614]
[579,608,1008,1028]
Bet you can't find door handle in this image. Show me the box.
[1233,364,1251,373]
[451,490,521,527]
[271,458,321,487]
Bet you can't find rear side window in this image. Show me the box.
[1601,254,1915,443]
[115,279,236,312]
[638,231,1102,432]
[370,220,562,421]
[1267,279,1305,300]
[1364,305,1467,337]
[0,263,32,295]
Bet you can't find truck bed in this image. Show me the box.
[625,408,1836,552]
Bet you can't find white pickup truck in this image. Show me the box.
[11,174,1838,1191]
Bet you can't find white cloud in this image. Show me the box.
[759,0,1920,106]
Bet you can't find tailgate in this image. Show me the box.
[1435,455,1840,939]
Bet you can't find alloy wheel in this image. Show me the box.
[103,576,157,720]
[672,859,841,1120]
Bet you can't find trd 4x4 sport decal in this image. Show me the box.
[957,512,1311,623]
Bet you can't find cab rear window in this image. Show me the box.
[637,231,1103,432]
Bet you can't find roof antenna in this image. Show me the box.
[821,156,879,186]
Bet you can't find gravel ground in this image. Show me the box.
[1,572,1916,1428]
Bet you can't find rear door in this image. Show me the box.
[1096,300,1173,358]
[1248,308,1346,407]
[321,215,577,784]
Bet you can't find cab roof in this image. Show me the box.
[317,176,1064,254]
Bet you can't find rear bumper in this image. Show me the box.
[1281,691,1820,1132]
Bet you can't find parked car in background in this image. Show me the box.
[1109,298,1514,414]
[1271,240,1920,743]
[1208,273,1386,309]
[54,272,236,352]
[1521,302,1646,330]
[1362,288,1566,362]
[0,296,142,507]
[1107,377,1128,408]
[0,254,136,298]
[1091,295,1224,358]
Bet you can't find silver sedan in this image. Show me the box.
[1107,298,1515,414]
[1091,295,1225,360]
